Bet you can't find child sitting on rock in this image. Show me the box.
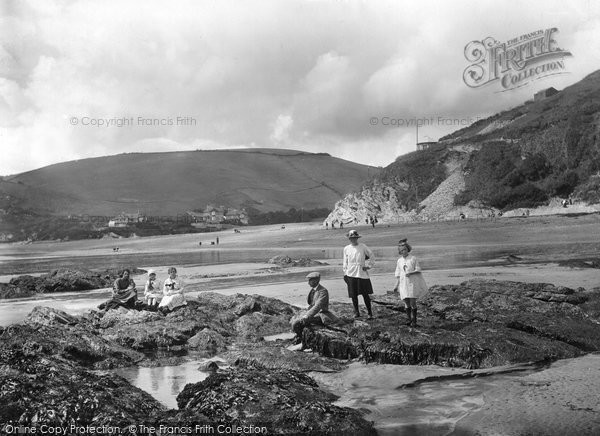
[144,269,162,310]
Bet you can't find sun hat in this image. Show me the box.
[306,271,321,279]
[347,229,361,238]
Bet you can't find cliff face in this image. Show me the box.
[327,70,600,225]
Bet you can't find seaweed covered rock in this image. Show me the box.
[268,255,327,267]
[299,280,600,368]
[223,343,347,373]
[18,308,145,369]
[0,318,161,429]
[176,361,376,435]
[0,267,145,299]
[97,293,298,350]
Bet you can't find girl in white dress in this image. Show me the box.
[393,239,428,327]
[159,267,187,314]
[144,269,162,309]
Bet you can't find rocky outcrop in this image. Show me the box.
[95,293,298,350]
[268,255,328,267]
[0,267,146,299]
[299,280,600,368]
[0,296,375,433]
[176,361,376,435]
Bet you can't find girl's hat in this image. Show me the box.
[347,230,361,238]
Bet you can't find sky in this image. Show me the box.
[1,0,599,175]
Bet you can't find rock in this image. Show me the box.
[268,255,327,267]
[176,361,376,435]
[0,267,145,299]
[97,307,162,329]
[26,306,80,326]
[558,258,600,268]
[0,281,37,299]
[299,280,600,369]
[0,324,165,427]
[187,328,228,351]
[97,294,298,350]
[223,343,347,373]
[197,360,221,372]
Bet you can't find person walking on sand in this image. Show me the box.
[343,229,375,319]
[290,272,339,342]
[393,238,428,327]
[158,267,187,314]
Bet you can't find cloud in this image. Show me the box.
[1,0,599,174]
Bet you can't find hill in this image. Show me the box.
[0,149,378,241]
[326,70,600,225]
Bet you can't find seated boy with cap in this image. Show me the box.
[290,272,339,342]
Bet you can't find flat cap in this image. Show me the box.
[306,272,321,279]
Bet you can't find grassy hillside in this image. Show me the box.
[445,70,600,209]
[1,149,377,217]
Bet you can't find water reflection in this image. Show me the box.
[115,360,212,409]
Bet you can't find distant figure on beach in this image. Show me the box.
[158,267,187,314]
[98,268,137,310]
[343,229,374,319]
[290,272,339,343]
[325,221,329,230]
[459,213,466,220]
[199,241,202,246]
[340,221,344,229]
[562,199,568,208]
[331,221,336,229]
[393,239,428,327]
[144,269,162,309]
[216,237,219,245]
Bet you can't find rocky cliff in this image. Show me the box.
[327,70,600,225]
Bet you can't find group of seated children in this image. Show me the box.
[100,267,187,314]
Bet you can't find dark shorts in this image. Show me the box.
[344,276,373,298]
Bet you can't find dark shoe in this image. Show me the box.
[354,311,361,319]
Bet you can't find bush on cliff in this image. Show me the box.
[377,146,448,210]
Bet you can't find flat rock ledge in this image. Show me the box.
[300,279,600,368]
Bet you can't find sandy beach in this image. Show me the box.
[1,214,599,434]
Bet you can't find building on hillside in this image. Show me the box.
[416,141,437,151]
[187,205,248,228]
[223,208,249,225]
[108,212,146,228]
[533,87,558,102]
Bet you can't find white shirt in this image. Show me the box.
[343,243,374,279]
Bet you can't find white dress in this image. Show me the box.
[395,254,428,299]
[343,243,374,279]
[159,277,187,310]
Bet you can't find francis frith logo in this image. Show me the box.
[463,28,572,91]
